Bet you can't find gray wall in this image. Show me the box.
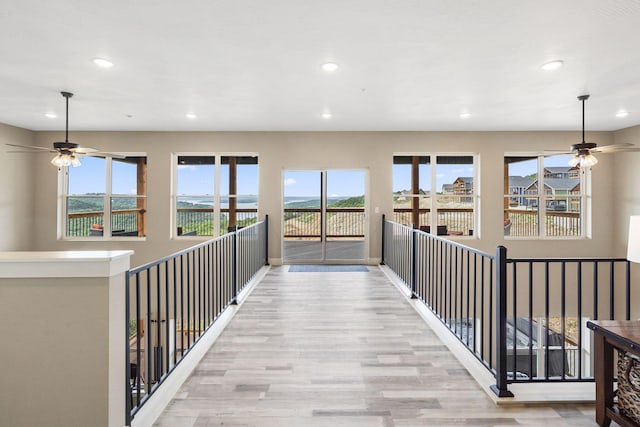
[18,129,629,267]
[0,123,36,251]
[613,124,640,256]
[2,123,638,266]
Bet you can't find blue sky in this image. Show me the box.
[177,164,259,195]
[284,170,366,198]
[69,157,261,195]
[69,154,574,196]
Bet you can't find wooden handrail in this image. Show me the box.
[176,208,257,213]
[505,209,580,219]
[68,208,143,219]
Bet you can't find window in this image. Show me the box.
[64,155,147,238]
[174,154,258,237]
[393,156,431,229]
[176,156,215,236]
[393,155,476,236]
[504,154,586,237]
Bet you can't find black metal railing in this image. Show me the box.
[381,216,636,397]
[504,257,633,384]
[125,216,268,425]
[235,218,269,293]
[381,216,414,286]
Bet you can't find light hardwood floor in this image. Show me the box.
[154,266,602,427]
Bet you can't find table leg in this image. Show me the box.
[594,333,613,427]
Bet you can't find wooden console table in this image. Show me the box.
[587,320,640,427]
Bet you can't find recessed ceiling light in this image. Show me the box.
[44,112,57,118]
[186,113,197,119]
[322,112,332,119]
[541,60,564,71]
[616,110,629,118]
[92,57,114,68]
[459,112,472,119]
[321,62,339,72]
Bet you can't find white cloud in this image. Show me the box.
[284,178,296,186]
[130,189,137,195]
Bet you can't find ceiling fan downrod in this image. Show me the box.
[578,94,589,144]
[61,91,73,143]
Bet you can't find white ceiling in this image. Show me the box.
[1,0,640,132]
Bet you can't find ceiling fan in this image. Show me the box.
[561,94,640,168]
[5,91,122,167]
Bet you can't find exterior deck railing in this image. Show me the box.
[67,208,259,237]
[393,208,474,235]
[283,208,365,239]
[506,209,581,237]
[67,209,142,236]
[381,216,636,397]
[125,216,268,425]
[177,208,258,236]
[392,208,580,237]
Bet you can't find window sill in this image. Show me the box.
[62,237,147,242]
[504,236,588,241]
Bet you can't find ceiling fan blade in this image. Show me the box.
[5,143,53,152]
[84,151,127,159]
[7,150,55,154]
[592,143,640,153]
[73,146,98,154]
[543,150,573,155]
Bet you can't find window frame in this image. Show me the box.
[172,152,259,239]
[393,153,479,237]
[504,153,590,239]
[59,152,147,241]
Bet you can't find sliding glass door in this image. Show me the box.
[283,169,367,263]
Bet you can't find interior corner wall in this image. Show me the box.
[29,130,618,267]
[0,123,36,251]
[612,124,640,256]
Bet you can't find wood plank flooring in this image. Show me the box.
[154,266,601,426]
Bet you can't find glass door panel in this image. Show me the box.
[325,170,366,261]
[283,169,367,263]
[283,171,323,261]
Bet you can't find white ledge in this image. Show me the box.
[0,250,134,278]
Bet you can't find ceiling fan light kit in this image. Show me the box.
[51,152,81,167]
[568,151,598,168]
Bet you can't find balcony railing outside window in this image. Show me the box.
[67,208,143,237]
[283,208,365,240]
[392,207,580,237]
